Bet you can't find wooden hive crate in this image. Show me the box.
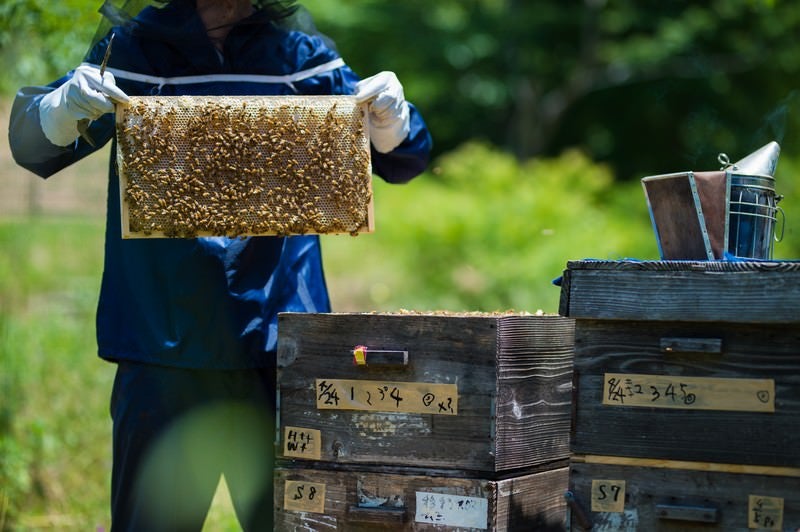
[276,312,575,474]
[566,458,800,531]
[116,95,373,238]
[558,260,800,468]
[274,464,569,531]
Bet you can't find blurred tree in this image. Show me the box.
[0,0,100,88]
[305,0,800,179]
[4,0,800,181]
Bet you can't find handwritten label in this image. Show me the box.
[283,480,326,514]
[591,480,626,513]
[415,492,488,529]
[603,373,775,412]
[748,495,783,530]
[283,426,321,460]
[315,379,458,415]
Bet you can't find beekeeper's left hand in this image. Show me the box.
[39,64,129,146]
[354,71,410,153]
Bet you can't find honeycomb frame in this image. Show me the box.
[115,95,373,238]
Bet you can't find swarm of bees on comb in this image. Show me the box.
[116,95,373,238]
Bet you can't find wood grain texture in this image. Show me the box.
[559,260,800,322]
[568,460,800,531]
[572,454,800,478]
[276,313,574,474]
[275,465,569,531]
[565,259,800,272]
[495,317,575,471]
[570,320,800,466]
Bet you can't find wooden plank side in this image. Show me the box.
[568,461,800,531]
[564,259,800,272]
[557,269,571,318]
[275,466,569,531]
[493,468,570,532]
[561,269,800,323]
[495,316,575,470]
[571,320,800,467]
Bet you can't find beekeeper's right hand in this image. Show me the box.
[38,65,130,146]
[354,71,411,154]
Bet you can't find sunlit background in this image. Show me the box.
[2,0,799,529]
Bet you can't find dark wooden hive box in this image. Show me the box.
[567,458,800,531]
[559,260,800,467]
[274,464,569,531]
[276,312,575,474]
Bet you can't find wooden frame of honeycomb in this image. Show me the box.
[115,95,373,238]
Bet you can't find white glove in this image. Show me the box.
[39,64,130,146]
[354,71,411,153]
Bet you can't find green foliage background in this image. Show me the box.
[1,0,800,529]
[0,1,97,87]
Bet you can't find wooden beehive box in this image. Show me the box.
[559,259,800,467]
[274,464,569,531]
[116,95,373,238]
[276,312,575,474]
[567,458,800,531]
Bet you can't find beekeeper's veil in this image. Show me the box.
[86,0,333,58]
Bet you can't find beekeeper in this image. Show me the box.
[8,0,432,529]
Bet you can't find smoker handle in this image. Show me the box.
[347,505,407,524]
[660,337,722,355]
[352,345,409,366]
[775,205,786,242]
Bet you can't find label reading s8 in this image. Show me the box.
[283,480,325,514]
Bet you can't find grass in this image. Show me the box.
[0,216,245,530]
[0,216,113,529]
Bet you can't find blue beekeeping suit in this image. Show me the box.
[8,0,432,529]
[10,0,431,369]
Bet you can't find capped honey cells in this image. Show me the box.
[115,95,373,238]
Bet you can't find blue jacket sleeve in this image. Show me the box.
[370,103,432,184]
[8,80,115,179]
[288,32,433,184]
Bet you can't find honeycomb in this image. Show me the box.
[115,95,373,238]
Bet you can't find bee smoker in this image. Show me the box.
[720,141,785,259]
[641,141,785,261]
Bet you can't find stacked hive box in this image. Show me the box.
[274,311,575,530]
[559,260,800,531]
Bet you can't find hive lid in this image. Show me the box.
[558,259,800,324]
